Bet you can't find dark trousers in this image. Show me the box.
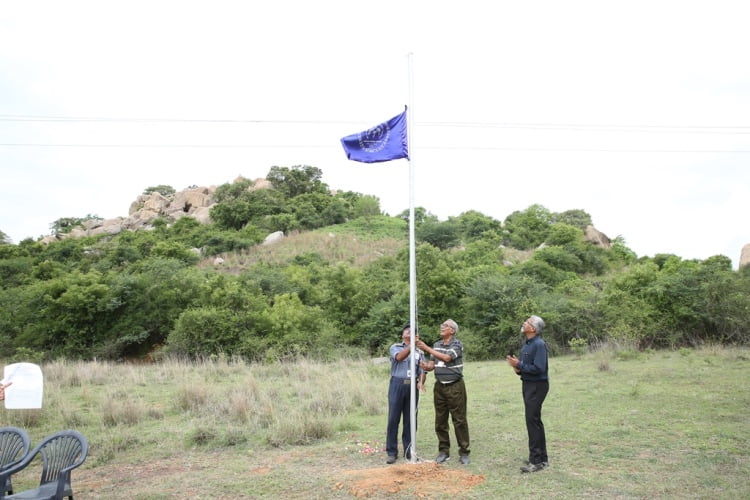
[433,379,470,456]
[522,380,549,465]
[386,377,419,457]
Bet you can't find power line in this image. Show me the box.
[2,113,750,134]
[0,143,330,148]
[0,114,359,125]
[420,122,750,134]
[2,113,749,152]
[1,142,749,153]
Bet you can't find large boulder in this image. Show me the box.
[263,231,284,245]
[741,243,750,269]
[192,206,214,224]
[129,195,148,216]
[168,188,213,217]
[142,192,171,213]
[39,182,225,242]
[251,178,273,191]
[584,225,611,248]
[90,218,124,236]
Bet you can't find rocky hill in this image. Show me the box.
[40,177,271,243]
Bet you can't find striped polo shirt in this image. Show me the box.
[431,337,464,384]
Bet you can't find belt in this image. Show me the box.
[438,378,462,386]
[392,377,412,384]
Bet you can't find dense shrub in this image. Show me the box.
[0,169,747,361]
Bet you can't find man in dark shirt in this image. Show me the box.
[418,319,471,465]
[507,315,549,472]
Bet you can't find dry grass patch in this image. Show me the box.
[201,230,405,271]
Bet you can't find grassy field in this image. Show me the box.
[2,345,748,499]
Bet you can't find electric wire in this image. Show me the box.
[2,113,750,153]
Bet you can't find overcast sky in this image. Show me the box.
[2,1,749,268]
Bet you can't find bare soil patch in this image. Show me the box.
[337,462,485,498]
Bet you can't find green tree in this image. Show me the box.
[540,278,601,348]
[0,256,34,289]
[397,207,436,227]
[210,187,288,230]
[546,223,582,247]
[317,264,369,331]
[692,256,746,344]
[461,270,547,358]
[417,219,461,250]
[143,185,176,196]
[599,261,663,346]
[168,304,271,358]
[533,246,584,273]
[98,258,204,358]
[12,270,115,357]
[289,193,337,229]
[266,293,327,355]
[451,210,503,241]
[267,165,328,198]
[50,214,102,235]
[352,194,381,218]
[503,204,553,249]
[209,199,253,230]
[512,258,577,288]
[414,244,465,327]
[452,239,505,269]
[609,236,638,266]
[553,209,592,229]
[359,290,409,353]
[151,241,200,264]
[213,177,253,202]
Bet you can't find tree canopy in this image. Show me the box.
[1,167,747,362]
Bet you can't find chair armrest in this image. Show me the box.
[0,448,38,489]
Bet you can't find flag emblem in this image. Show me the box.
[340,109,409,163]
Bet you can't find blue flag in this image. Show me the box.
[340,109,409,163]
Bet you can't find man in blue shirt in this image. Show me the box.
[386,324,425,464]
[507,315,549,472]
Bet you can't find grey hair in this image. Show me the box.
[528,315,545,334]
[444,319,458,334]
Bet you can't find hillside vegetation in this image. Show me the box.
[1,165,749,363]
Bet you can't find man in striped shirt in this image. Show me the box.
[418,319,471,465]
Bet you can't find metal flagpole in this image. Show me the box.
[407,52,418,464]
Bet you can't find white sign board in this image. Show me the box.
[3,363,44,409]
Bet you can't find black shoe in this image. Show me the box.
[435,453,450,464]
[386,455,397,464]
[520,461,548,473]
[459,455,470,465]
